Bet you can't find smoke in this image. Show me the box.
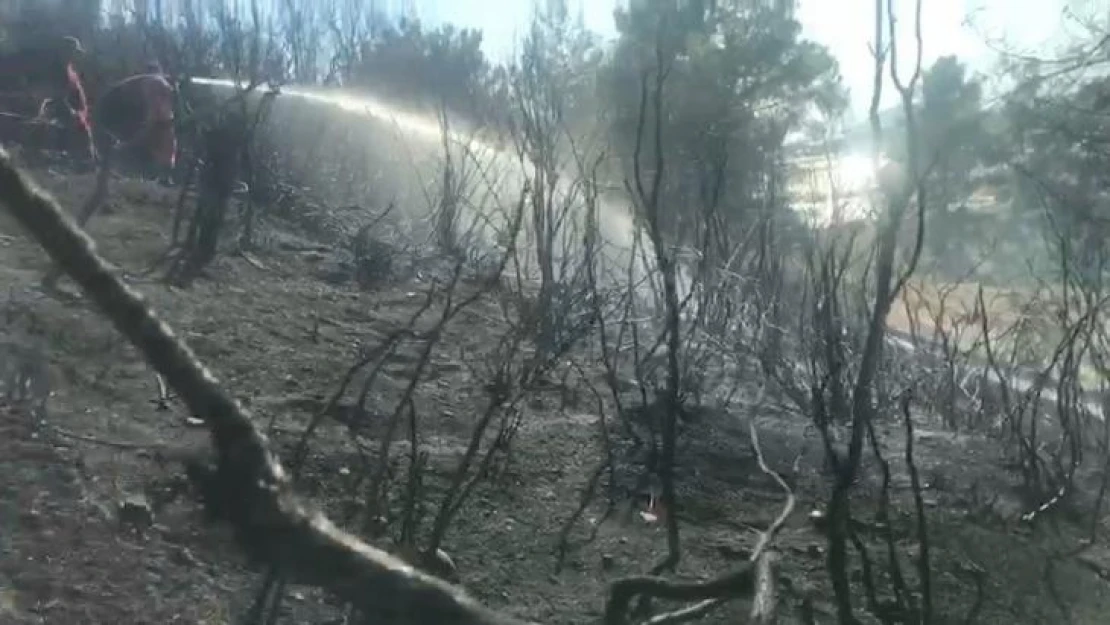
[192,77,652,287]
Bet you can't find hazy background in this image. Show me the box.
[414,0,1084,118]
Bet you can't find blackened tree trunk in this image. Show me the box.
[169,111,246,287]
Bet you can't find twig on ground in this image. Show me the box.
[155,373,173,410]
[52,426,164,450]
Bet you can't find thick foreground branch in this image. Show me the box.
[0,148,790,625]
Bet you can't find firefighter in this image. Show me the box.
[92,61,177,177]
[59,36,95,162]
[33,35,95,162]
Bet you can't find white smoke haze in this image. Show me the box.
[191,77,669,297]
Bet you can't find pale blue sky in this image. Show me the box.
[411,0,1080,117]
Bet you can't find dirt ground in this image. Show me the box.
[1,161,1110,624]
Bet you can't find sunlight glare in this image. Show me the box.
[835,153,876,193]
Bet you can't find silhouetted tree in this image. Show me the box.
[918,55,988,276]
[600,0,845,244]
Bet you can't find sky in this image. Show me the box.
[411,0,1087,118]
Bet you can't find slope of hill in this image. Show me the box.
[0,159,1108,624]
